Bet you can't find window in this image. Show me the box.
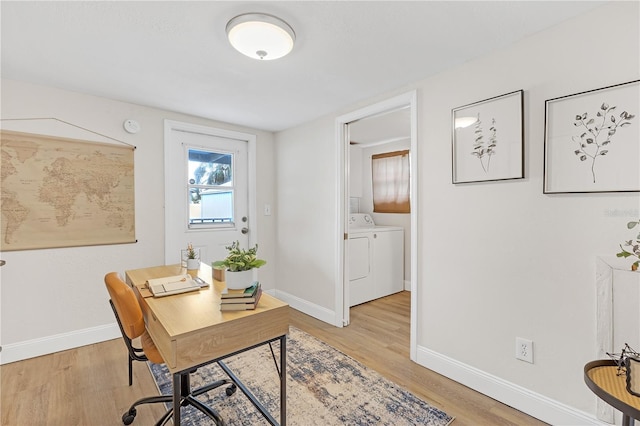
[371,150,410,213]
[187,148,235,228]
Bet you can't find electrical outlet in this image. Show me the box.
[516,337,533,363]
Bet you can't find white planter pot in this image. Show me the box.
[186,259,200,270]
[225,269,254,290]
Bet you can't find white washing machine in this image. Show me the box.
[348,214,404,307]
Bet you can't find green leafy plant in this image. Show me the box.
[212,241,266,272]
[186,242,198,259]
[616,220,640,271]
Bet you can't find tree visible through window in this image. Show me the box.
[372,150,410,213]
[187,148,235,227]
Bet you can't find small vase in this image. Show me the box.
[225,269,254,290]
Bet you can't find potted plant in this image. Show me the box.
[184,243,200,271]
[617,220,640,271]
[212,241,266,289]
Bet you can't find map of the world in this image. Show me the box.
[1,130,135,251]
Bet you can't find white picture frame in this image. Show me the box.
[544,80,639,194]
[452,90,524,184]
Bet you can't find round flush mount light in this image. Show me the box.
[226,13,296,60]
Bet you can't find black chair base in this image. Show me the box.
[122,371,237,426]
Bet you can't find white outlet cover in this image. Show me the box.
[516,337,534,363]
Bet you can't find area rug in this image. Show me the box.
[149,326,454,425]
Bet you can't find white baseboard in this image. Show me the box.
[416,345,605,426]
[272,289,338,326]
[1,323,121,365]
[0,299,603,426]
[2,290,336,365]
[272,289,600,424]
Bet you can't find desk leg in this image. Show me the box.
[623,414,634,426]
[218,336,286,425]
[280,335,287,426]
[173,372,181,426]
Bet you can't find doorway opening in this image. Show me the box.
[335,90,418,361]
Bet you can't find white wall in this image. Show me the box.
[0,79,276,362]
[417,2,638,417]
[274,2,639,422]
[274,116,337,314]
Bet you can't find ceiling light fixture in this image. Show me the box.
[226,13,295,61]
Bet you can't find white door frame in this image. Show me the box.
[334,90,418,361]
[163,119,258,263]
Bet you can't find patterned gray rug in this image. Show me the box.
[149,326,454,425]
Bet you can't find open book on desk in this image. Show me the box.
[146,274,201,297]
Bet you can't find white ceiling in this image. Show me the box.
[349,107,411,145]
[1,1,605,133]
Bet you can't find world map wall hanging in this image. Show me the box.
[0,130,135,251]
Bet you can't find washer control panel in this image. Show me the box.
[348,213,375,228]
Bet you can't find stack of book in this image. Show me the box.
[220,281,262,311]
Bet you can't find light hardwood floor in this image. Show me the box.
[292,292,547,426]
[1,291,546,425]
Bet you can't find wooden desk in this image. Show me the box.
[125,263,289,426]
[585,359,640,426]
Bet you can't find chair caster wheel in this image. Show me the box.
[122,408,137,425]
[226,384,237,396]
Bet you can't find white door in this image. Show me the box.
[164,121,255,267]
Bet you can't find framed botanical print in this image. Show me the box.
[452,90,524,184]
[544,80,639,193]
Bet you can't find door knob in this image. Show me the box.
[0,260,5,267]
[241,227,249,234]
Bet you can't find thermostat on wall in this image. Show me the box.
[123,119,140,134]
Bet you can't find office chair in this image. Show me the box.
[105,272,236,426]
[109,296,146,387]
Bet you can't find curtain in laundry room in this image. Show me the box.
[371,150,410,213]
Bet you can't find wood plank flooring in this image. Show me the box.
[291,291,547,426]
[1,291,546,425]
